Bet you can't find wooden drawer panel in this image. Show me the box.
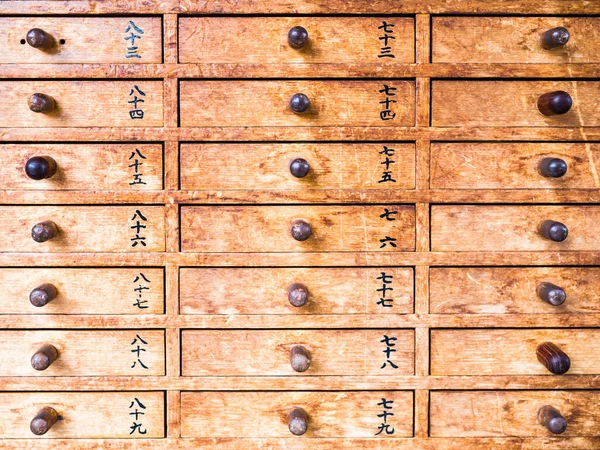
[181,205,415,253]
[430,142,600,190]
[431,81,600,127]
[431,329,600,375]
[0,144,163,190]
[182,329,414,376]
[180,80,415,127]
[430,391,600,437]
[0,81,163,128]
[0,392,164,438]
[180,267,413,315]
[0,330,165,376]
[0,17,162,64]
[431,205,600,252]
[181,391,413,438]
[180,143,415,190]
[179,17,414,64]
[0,268,164,315]
[0,206,165,253]
[430,267,600,315]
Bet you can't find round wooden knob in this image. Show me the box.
[288,283,308,307]
[31,220,58,243]
[288,26,308,49]
[290,93,310,113]
[28,93,56,114]
[536,342,570,375]
[26,28,54,50]
[538,220,568,242]
[30,283,58,307]
[290,345,311,372]
[538,91,572,116]
[30,406,58,436]
[537,282,566,306]
[290,158,310,178]
[291,219,311,241]
[538,157,567,178]
[25,156,57,180]
[542,27,570,50]
[31,344,59,371]
[538,405,567,434]
[287,407,308,436]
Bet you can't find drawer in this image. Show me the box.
[0,206,165,253]
[431,205,600,252]
[180,143,415,190]
[0,268,164,314]
[432,16,600,63]
[430,391,600,437]
[1,143,163,190]
[181,205,415,253]
[180,267,413,314]
[430,142,600,189]
[180,80,415,127]
[431,81,600,127]
[431,328,600,375]
[181,391,413,438]
[430,267,600,314]
[0,391,164,438]
[1,17,162,64]
[179,17,414,64]
[182,329,414,376]
[0,81,163,128]
[0,330,165,376]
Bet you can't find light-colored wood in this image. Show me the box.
[180,143,415,190]
[181,329,414,376]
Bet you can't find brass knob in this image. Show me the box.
[290,158,310,179]
[287,407,308,436]
[30,283,58,307]
[26,28,54,50]
[31,344,59,371]
[30,406,58,436]
[28,93,56,114]
[538,220,568,242]
[538,405,567,434]
[536,342,570,375]
[291,219,311,241]
[290,345,310,372]
[31,220,58,243]
[542,27,570,50]
[538,91,572,116]
[25,156,57,180]
[288,283,308,307]
[288,26,308,49]
[538,158,567,178]
[537,282,566,306]
[290,93,310,114]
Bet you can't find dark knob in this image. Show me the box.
[30,283,58,307]
[538,220,568,242]
[31,344,59,371]
[30,406,59,436]
[290,158,310,178]
[287,407,308,436]
[28,93,56,114]
[31,220,58,243]
[538,91,572,116]
[537,282,566,306]
[25,156,57,180]
[288,26,309,49]
[538,405,567,434]
[26,28,54,50]
[538,158,567,178]
[290,345,311,372]
[288,283,308,307]
[542,27,570,50]
[290,93,310,114]
[536,342,571,375]
[291,219,311,241]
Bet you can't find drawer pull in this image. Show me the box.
[536,282,567,306]
[29,283,58,307]
[28,93,56,114]
[30,406,58,436]
[31,220,58,243]
[290,93,310,114]
[291,219,312,241]
[542,27,570,50]
[538,405,567,434]
[536,341,571,375]
[287,407,309,436]
[288,26,309,49]
[289,158,310,179]
[538,157,567,178]
[537,91,572,116]
[290,345,311,372]
[26,28,54,50]
[288,283,308,307]
[537,220,568,242]
[25,156,58,180]
[31,344,59,371]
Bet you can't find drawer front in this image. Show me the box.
[430,267,600,314]
[430,391,600,437]
[180,267,414,315]
[179,17,414,64]
[431,81,600,127]
[0,206,165,253]
[0,81,163,128]
[432,16,600,63]
[431,205,599,252]
[180,143,415,190]
[1,17,162,64]
[0,392,164,438]
[182,329,414,376]
[180,80,415,127]
[181,391,413,438]
[431,329,600,375]
[181,205,415,253]
[0,330,165,376]
[430,142,600,190]
[0,268,164,314]
[0,144,163,190]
